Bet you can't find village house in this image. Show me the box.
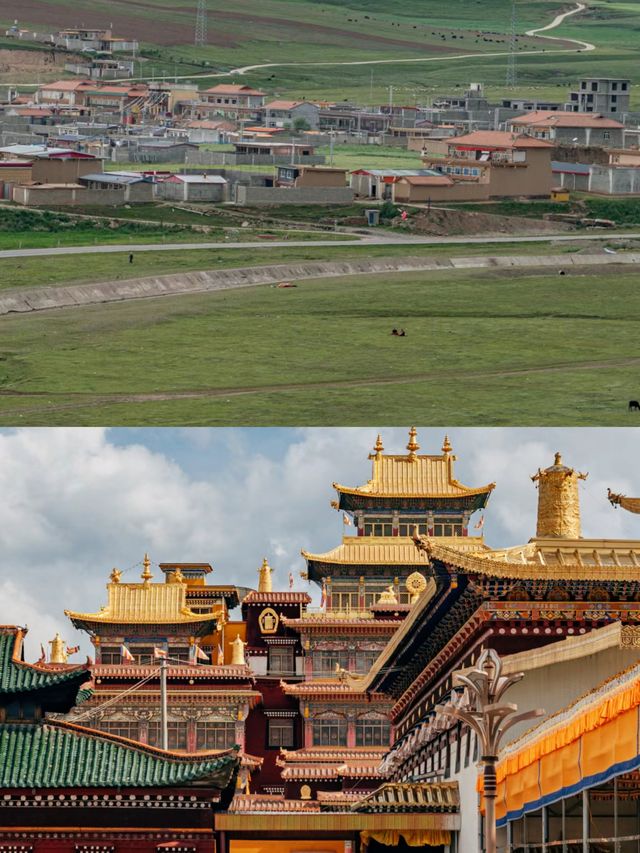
[507,110,625,148]
[199,84,266,122]
[263,100,320,130]
[35,80,92,109]
[275,165,348,189]
[419,130,554,200]
[53,27,138,54]
[156,173,228,202]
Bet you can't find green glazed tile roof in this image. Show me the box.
[0,629,87,695]
[0,721,238,788]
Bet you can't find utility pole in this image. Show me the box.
[159,656,168,750]
[329,131,335,167]
[195,0,207,48]
[507,0,518,88]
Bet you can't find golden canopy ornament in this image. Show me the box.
[608,488,640,515]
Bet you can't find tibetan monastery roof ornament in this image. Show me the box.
[608,488,640,515]
[258,558,273,593]
[406,571,428,603]
[532,452,587,539]
[377,585,398,605]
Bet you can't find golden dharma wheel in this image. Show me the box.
[406,571,428,599]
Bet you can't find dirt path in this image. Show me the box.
[525,2,594,50]
[1,355,638,420]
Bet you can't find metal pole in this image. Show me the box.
[562,797,567,853]
[614,775,620,853]
[582,788,589,853]
[542,805,548,853]
[485,760,497,853]
[160,656,168,750]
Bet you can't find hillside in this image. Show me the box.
[1,0,639,104]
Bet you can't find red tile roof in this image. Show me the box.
[510,110,624,129]
[242,591,311,605]
[203,84,265,96]
[450,131,552,149]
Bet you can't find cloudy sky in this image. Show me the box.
[1,427,639,659]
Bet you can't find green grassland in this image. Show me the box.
[3,0,640,104]
[0,259,637,426]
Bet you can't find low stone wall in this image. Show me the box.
[234,186,354,205]
[1,251,638,317]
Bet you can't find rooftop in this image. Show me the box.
[448,131,553,149]
[510,110,624,129]
[332,429,495,501]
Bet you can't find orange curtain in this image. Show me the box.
[360,829,451,848]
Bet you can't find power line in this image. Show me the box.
[195,0,207,48]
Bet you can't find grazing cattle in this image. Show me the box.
[629,400,640,411]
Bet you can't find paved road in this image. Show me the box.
[1,232,638,259]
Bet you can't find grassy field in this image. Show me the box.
[0,260,637,426]
[3,0,640,103]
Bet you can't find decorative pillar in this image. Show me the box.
[427,512,434,537]
[582,788,589,853]
[346,714,356,748]
[187,719,197,752]
[358,576,366,609]
[326,577,333,610]
[462,511,471,537]
[304,715,313,748]
[357,512,364,536]
[392,512,399,536]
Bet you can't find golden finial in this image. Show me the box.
[231,633,247,666]
[109,568,122,584]
[141,553,153,585]
[374,434,384,457]
[532,453,588,539]
[407,426,420,461]
[442,435,452,455]
[49,632,67,664]
[258,557,273,593]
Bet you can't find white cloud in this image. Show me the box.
[1,427,639,661]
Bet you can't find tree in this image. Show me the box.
[293,117,311,132]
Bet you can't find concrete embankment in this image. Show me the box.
[1,252,638,316]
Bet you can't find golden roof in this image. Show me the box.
[415,536,640,581]
[303,535,485,566]
[66,580,213,625]
[333,429,495,499]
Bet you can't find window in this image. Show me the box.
[622,82,628,91]
[591,82,598,91]
[312,650,349,676]
[148,721,188,750]
[433,517,463,537]
[127,645,156,665]
[612,82,618,91]
[397,518,428,537]
[363,517,393,536]
[268,718,294,748]
[604,131,611,139]
[169,647,191,663]
[100,646,122,664]
[332,589,359,610]
[354,650,380,673]
[96,720,140,740]
[313,716,347,746]
[611,95,617,103]
[268,646,294,675]
[355,717,390,746]
[195,721,236,750]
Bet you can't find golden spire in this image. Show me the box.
[442,435,452,455]
[374,434,384,457]
[532,453,588,539]
[406,426,420,462]
[258,557,272,593]
[49,633,67,664]
[141,553,153,585]
[230,633,247,666]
